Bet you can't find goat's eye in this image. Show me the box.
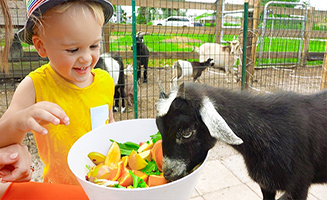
[183,130,194,139]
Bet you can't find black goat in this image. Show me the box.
[9,33,23,59]
[156,82,327,200]
[131,31,149,83]
[95,53,126,113]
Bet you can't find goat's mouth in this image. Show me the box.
[164,171,188,182]
[162,157,188,181]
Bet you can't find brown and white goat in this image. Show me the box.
[171,58,214,84]
[198,37,242,83]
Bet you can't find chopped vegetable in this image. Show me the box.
[130,170,147,188]
[141,160,161,176]
[150,131,162,144]
[87,132,167,189]
[110,139,140,156]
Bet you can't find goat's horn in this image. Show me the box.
[200,97,243,145]
[138,31,150,37]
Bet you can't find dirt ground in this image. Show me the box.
[1,64,324,182]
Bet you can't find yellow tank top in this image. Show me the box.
[28,63,114,185]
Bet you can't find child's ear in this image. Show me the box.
[32,35,47,58]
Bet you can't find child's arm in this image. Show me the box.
[0,77,69,147]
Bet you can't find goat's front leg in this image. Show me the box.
[278,193,292,200]
[225,69,232,83]
[194,76,202,83]
[120,86,127,113]
[260,187,276,200]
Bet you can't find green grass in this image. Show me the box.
[4,29,325,68]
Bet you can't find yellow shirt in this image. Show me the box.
[28,63,114,185]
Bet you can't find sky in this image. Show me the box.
[309,0,327,10]
[121,0,327,18]
[186,0,327,11]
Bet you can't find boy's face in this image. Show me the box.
[32,4,102,88]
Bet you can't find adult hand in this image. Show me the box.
[0,144,32,183]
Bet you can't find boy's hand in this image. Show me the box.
[17,101,70,135]
[0,144,32,183]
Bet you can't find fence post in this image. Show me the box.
[215,0,223,44]
[301,7,314,67]
[321,41,327,89]
[132,0,138,119]
[243,0,255,89]
[103,24,111,53]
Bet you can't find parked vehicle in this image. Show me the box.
[194,22,204,27]
[152,16,194,27]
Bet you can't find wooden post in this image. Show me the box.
[248,0,260,85]
[244,0,254,88]
[215,0,223,44]
[301,7,314,67]
[321,41,327,89]
[103,23,112,53]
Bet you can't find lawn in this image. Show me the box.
[6,28,326,70]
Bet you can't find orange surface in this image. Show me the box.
[1,182,88,200]
[151,140,163,171]
[147,175,168,187]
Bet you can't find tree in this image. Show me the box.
[136,7,147,24]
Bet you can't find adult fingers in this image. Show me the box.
[0,152,18,166]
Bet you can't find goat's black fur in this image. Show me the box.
[156,82,327,200]
[133,32,149,83]
[95,53,126,112]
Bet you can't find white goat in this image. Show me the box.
[198,37,242,83]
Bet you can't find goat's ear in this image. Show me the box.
[200,97,243,145]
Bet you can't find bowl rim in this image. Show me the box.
[68,118,209,191]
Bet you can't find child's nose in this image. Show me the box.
[79,53,92,64]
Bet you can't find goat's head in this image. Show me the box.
[227,36,241,55]
[130,31,150,50]
[205,58,215,66]
[156,82,243,181]
[136,31,150,43]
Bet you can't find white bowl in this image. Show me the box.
[68,118,208,200]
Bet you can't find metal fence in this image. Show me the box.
[1,0,327,122]
[1,0,327,182]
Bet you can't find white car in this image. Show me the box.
[152,16,194,27]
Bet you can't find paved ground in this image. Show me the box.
[190,141,327,200]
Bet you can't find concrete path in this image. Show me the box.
[190,141,327,200]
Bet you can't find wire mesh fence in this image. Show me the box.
[1,0,326,121]
[1,0,327,181]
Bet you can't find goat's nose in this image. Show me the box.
[162,167,174,181]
